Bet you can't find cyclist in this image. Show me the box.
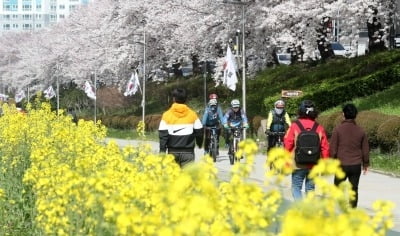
[202,94,224,155]
[223,99,249,152]
[266,99,291,151]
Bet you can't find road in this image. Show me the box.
[107,138,400,234]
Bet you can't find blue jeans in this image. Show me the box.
[291,168,315,200]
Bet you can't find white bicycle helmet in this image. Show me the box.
[231,99,240,108]
[274,99,285,108]
[209,98,217,106]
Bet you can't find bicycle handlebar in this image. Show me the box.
[268,131,286,136]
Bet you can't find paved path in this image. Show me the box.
[107,138,400,234]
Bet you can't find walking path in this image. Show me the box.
[107,138,400,234]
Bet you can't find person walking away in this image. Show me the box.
[284,100,330,200]
[202,94,224,156]
[266,99,291,151]
[67,107,78,124]
[222,99,249,152]
[158,88,203,167]
[330,103,369,208]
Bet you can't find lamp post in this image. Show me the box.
[223,0,248,138]
[142,19,146,128]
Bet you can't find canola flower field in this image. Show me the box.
[0,101,395,235]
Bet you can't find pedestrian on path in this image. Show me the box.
[158,88,203,167]
[330,103,369,208]
[284,100,330,200]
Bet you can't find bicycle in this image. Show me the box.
[206,126,219,162]
[268,131,286,148]
[267,131,286,170]
[228,126,243,165]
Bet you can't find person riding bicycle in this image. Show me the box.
[202,93,224,155]
[223,99,249,152]
[266,99,291,151]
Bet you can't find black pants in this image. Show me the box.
[334,164,362,208]
[169,151,195,168]
[204,127,220,153]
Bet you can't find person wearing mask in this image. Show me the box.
[202,94,224,155]
[158,88,203,167]
[284,100,330,200]
[222,99,249,151]
[330,103,369,208]
[266,99,291,151]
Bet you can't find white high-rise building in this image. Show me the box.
[0,0,90,34]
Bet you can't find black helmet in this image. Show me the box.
[298,100,318,119]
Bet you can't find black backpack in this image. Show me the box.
[294,120,321,164]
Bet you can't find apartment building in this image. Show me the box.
[0,0,90,34]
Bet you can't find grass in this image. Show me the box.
[106,128,159,141]
[370,151,400,176]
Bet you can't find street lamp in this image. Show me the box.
[223,0,248,138]
[141,19,146,128]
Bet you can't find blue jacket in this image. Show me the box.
[202,105,224,127]
[222,108,248,128]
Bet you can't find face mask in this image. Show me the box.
[274,108,283,115]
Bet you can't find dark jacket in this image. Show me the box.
[330,119,369,167]
[158,103,203,153]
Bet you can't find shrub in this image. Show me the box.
[376,117,400,153]
[251,115,265,137]
[317,111,342,137]
[146,114,162,132]
[356,111,391,149]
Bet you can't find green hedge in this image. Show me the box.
[318,111,400,154]
[264,64,400,116]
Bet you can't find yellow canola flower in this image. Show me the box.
[0,102,395,236]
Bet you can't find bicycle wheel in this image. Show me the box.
[210,136,217,162]
[229,143,234,165]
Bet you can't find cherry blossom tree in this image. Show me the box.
[0,0,394,94]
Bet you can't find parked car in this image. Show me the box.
[276,53,291,65]
[331,42,351,58]
[394,34,400,48]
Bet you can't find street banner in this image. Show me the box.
[15,90,26,103]
[84,81,96,100]
[223,46,238,91]
[44,86,56,99]
[124,71,141,96]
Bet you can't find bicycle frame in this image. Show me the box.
[269,131,285,147]
[229,127,243,165]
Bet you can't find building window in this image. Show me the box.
[36,4,41,10]
[50,4,56,11]
[50,14,56,21]
[23,4,32,11]
[69,5,76,11]
[35,24,41,28]
[36,14,42,19]
[59,4,65,9]
[22,14,32,20]
[3,24,10,30]
[3,15,11,20]
[12,14,18,19]
[23,24,32,30]
[59,14,65,19]
[12,23,18,28]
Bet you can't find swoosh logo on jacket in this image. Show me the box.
[173,127,186,133]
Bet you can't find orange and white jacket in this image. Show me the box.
[158,103,203,153]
